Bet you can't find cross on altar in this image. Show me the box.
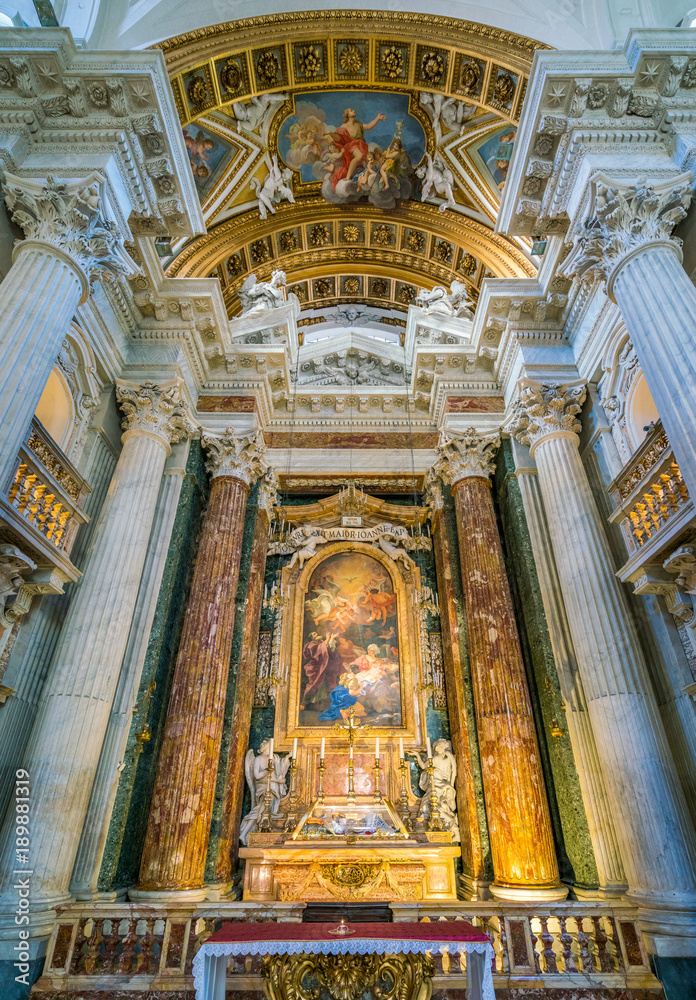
[332,704,371,750]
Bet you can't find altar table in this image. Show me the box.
[193,920,495,1000]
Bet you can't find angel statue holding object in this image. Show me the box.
[239,269,288,315]
[239,739,291,844]
[409,738,461,843]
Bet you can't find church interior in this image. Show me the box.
[0,1,695,999]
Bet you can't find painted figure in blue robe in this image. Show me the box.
[318,670,360,721]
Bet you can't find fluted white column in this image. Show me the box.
[562,172,696,499]
[69,441,190,900]
[0,172,133,491]
[514,463,626,895]
[0,380,193,938]
[509,379,696,951]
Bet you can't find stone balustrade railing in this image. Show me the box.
[608,420,691,555]
[34,899,660,994]
[4,419,90,554]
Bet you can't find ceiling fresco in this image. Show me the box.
[159,12,540,329]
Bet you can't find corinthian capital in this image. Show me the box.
[507,378,586,454]
[2,171,137,280]
[433,427,501,485]
[116,379,195,447]
[202,429,268,485]
[560,171,693,288]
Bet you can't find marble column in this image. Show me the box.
[135,429,267,901]
[213,469,277,884]
[0,172,133,491]
[0,380,193,938]
[434,429,564,901]
[561,172,696,500]
[513,455,627,896]
[69,441,190,900]
[509,380,696,949]
[425,483,487,895]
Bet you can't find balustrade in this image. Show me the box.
[34,900,659,994]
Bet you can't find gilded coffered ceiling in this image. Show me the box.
[159,11,541,327]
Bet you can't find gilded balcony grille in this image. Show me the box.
[5,419,90,554]
[609,421,691,554]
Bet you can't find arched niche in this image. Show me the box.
[34,367,74,449]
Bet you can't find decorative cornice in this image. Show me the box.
[507,377,586,455]
[433,427,501,484]
[2,171,138,283]
[559,172,693,295]
[116,378,195,448]
[202,428,268,484]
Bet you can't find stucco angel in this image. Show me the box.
[249,155,295,221]
[415,152,456,212]
[288,526,329,568]
[373,531,415,571]
[409,738,460,842]
[239,739,290,845]
[239,270,287,315]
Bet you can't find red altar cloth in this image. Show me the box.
[205,919,489,946]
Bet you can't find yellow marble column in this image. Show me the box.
[434,428,564,900]
[134,430,267,901]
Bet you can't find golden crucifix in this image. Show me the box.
[333,705,371,749]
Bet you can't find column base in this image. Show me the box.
[628,888,696,957]
[569,883,628,901]
[205,881,238,901]
[71,888,129,903]
[0,892,72,942]
[458,873,492,901]
[489,882,569,902]
[129,886,210,905]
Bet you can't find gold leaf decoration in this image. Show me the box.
[459,60,481,95]
[310,223,330,247]
[342,223,361,243]
[344,277,361,293]
[250,239,271,263]
[381,45,404,80]
[405,230,425,252]
[257,51,280,85]
[434,240,453,263]
[315,277,332,296]
[371,278,389,296]
[227,253,245,277]
[460,252,477,275]
[397,283,416,304]
[494,72,515,103]
[187,74,208,107]
[372,224,393,246]
[220,58,242,93]
[298,45,322,79]
[339,43,363,74]
[421,51,445,85]
[279,230,298,252]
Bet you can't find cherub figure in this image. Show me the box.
[249,155,295,221]
[289,526,329,569]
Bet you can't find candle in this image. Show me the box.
[375,737,379,758]
[320,737,325,759]
[269,737,274,759]
[349,744,353,760]
[426,736,432,760]
[399,738,404,760]
[292,737,298,759]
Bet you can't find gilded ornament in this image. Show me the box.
[250,239,271,264]
[257,51,281,85]
[343,277,361,294]
[339,44,363,75]
[279,230,298,252]
[493,72,515,104]
[460,252,477,275]
[433,240,453,263]
[381,45,404,80]
[220,58,242,93]
[322,862,380,887]
[227,253,245,277]
[187,74,209,107]
[421,51,445,85]
[309,223,330,247]
[372,278,389,297]
[405,230,425,252]
[298,45,322,79]
[288,282,307,301]
[342,223,361,243]
[314,278,333,297]
[373,224,393,246]
[397,284,416,304]
[260,951,434,1000]
[459,60,481,95]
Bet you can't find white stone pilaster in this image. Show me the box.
[513,457,627,894]
[509,378,696,952]
[0,379,194,939]
[69,439,190,900]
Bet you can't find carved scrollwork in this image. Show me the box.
[261,952,434,1000]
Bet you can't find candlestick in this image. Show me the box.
[399,757,412,832]
[373,752,382,804]
[317,753,326,805]
[292,737,298,758]
[284,754,300,833]
[258,754,275,833]
[399,737,404,760]
[426,736,432,760]
[349,743,353,760]
[375,737,379,758]
[269,737,274,758]
[320,737,325,760]
[347,755,356,805]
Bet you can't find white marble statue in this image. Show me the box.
[373,531,415,571]
[231,93,289,134]
[0,544,35,615]
[240,739,291,844]
[416,152,456,212]
[409,738,461,842]
[416,280,474,319]
[239,270,288,315]
[288,526,329,569]
[420,93,475,135]
[250,155,295,221]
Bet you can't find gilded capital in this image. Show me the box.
[507,378,586,455]
[116,379,195,448]
[433,427,501,484]
[202,428,267,485]
[2,170,138,281]
[560,171,693,289]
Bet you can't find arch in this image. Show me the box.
[34,367,74,449]
[625,372,659,450]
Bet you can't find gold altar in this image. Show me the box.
[240,834,459,902]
